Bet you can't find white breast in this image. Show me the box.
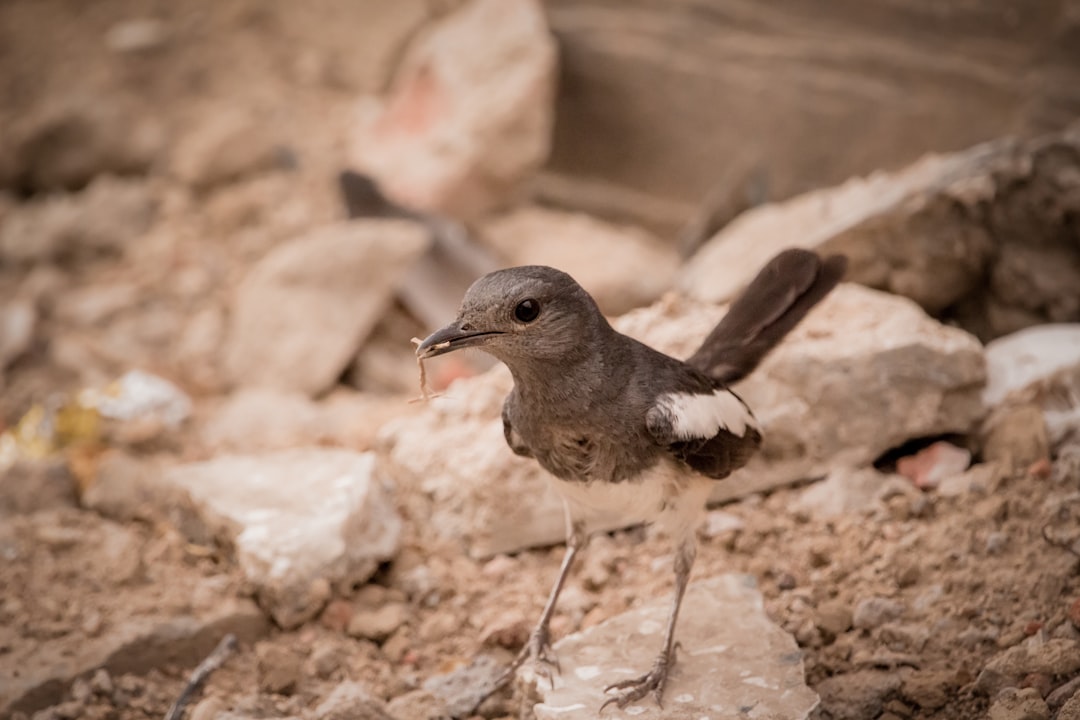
[658,389,757,439]
[549,460,713,540]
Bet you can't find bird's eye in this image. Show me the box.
[514,298,541,323]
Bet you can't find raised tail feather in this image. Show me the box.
[688,249,848,385]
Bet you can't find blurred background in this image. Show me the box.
[2,2,1080,720]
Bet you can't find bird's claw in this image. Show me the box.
[599,645,678,713]
[497,625,561,690]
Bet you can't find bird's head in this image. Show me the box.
[415,265,606,367]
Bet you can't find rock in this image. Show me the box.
[225,219,428,396]
[987,687,1050,720]
[422,655,504,718]
[161,450,402,628]
[104,18,167,53]
[81,451,160,523]
[478,206,679,315]
[1059,692,1080,720]
[896,441,972,490]
[84,369,192,429]
[0,459,77,515]
[531,574,818,719]
[171,108,284,190]
[541,1,1080,235]
[977,639,1080,696]
[680,129,1080,343]
[852,597,905,631]
[815,600,854,640]
[983,324,1080,449]
[348,0,556,220]
[347,603,408,642]
[382,284,985,556]
[199,389,325,452]
[814,670,903,720]
[0,298,35,370]
[0,176,155,264]
[1,598,268,717]
[386,689,450,720]
[4,98,163,192]
[937,462,1003,498]
[256,643,303,695]
[701,510,745,538]
[312,682,396,720]
[791,467,890,519]
[901,670,955,710]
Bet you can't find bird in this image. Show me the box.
[415,248,847,710]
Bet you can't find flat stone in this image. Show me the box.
[532,574,818,719]
[162,449,401,628]
[224,219,428,396]
[347,0,556,220]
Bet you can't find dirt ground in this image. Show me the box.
[2,2,1080,720]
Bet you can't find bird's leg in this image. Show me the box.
[601,537,695,712]
[494,515,588,691]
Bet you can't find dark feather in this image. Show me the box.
[668,425,763,479]
[688,249,847,385]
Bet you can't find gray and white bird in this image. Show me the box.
[416,248,847,710]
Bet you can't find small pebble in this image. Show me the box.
[348,602,408,642]
[853,596,905,630]
[90,669,113,696]
[986,531,1009,555]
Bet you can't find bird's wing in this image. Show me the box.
[645,386,763,479]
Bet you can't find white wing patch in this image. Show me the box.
[661,389,757,439]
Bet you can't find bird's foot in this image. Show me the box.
[599,644,678,712]
[498,624,561,690]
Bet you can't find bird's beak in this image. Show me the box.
[415,321,503,359]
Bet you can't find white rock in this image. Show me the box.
[0,299,35,369]
[225,219,428,396]
[162,449,401,628]
[347,0,556,220]
[983,324,1080,447]
[531,574,818,719]
[984,325,1080,406]
[678,129,1080,342]
[383,284,985,556]
[479,206,678,315]
[790,467,891,520]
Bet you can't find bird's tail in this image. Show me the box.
[687,248,848,385]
